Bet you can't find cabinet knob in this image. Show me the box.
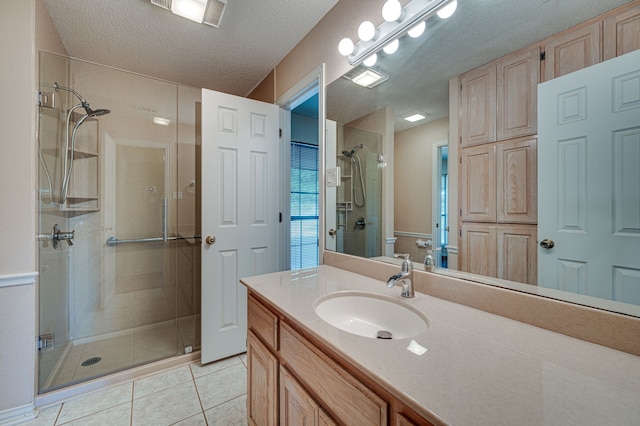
[540,239,554,249]
[205,235,216,245]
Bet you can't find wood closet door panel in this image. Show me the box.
[497,47,540,140]
[496,137,537,224]
[460,63,496,146]
[604,2,640,60]
[497,224,537,285]
[460,144,496,222]
[543,21,601,81]
[460,223,497,278]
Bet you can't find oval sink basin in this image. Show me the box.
[314,292,428,339]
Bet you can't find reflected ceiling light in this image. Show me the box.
[382,0,403,22]
[403,112,427,122]
[358,21,377,42]
[151,0,227,27]
[338,38,356,56]
[408,21,426,38]
[363,53,378,67]
[383,39,399,55]
[436,0,458,19]
[345,68,389,88]
[154,117,171,126]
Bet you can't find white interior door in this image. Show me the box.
[201,89,281,364]
[538,49,640,303]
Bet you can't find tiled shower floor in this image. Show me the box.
[27,355,247,425]
[44,316,199,391]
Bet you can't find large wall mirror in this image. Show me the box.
[325,0,640,317]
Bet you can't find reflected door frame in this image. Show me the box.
[432,139,449,266]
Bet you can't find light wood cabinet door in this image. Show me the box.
[497,47,539,140]
[460,223,497,278]
[248,331,278,426]
[280,366,319,426]
[543,21,602,81]
[460,144,496,222]
[497,224,537,285]
[460,62,496,146]
[496,137,537,224]
[604,1,640,60]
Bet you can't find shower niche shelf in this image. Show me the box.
[61,117,100,213]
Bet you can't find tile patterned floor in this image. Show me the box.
[27,354,247,426]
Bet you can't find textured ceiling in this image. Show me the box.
[43,0,338,96]
[327,0,635,132]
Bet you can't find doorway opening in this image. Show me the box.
[433,143,449,268]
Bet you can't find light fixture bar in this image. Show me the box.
[348,0,450,65]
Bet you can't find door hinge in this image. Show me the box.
[540,51,546,61]
[460,229,462,237]
[279,128,283,138]
[38,333,55,351]
[279,212,282,223]
[459,136,462,145]
[460,209,462,217]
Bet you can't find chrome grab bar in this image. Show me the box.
[106,235,201,246]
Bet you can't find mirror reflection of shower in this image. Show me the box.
[38,82,110,205]
[342,144,366,208]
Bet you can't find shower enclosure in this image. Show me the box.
[336,125,383,257]
[37,52,201,393]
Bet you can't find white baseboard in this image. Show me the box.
[0,403,36,426]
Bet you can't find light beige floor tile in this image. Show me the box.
[131,381,202,426]
[204,395,247,426]
[170,412,207,425]
[133,365,193,399]
[21,404,61,425]
[238,352,247,367]
[195,363,247,410]
[58,402,131,426]
[189,355,241,379]
[57,383,133,424]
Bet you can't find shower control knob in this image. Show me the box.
[540,239,555,249]
[205,235,216,245]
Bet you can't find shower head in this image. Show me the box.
[342,144,363,158]
[52,82,111,118]
[84,106,111,117]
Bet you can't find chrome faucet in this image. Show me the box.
[386,254,414,298]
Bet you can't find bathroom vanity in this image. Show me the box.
[241,265,640,425]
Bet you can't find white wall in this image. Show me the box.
[0,0,37,422]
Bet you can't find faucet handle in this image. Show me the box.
[394,253,410,260]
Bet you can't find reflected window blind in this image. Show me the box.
[290,142,319,269]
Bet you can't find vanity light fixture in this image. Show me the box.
[338,0,457,65]
[150,0,227,27]
[383,39,399,55]
[436,0,457,19]
[407,21,426,38]
[363,53,378,67]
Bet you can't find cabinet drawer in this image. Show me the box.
[248,295,279,351]
[280,323,388,425]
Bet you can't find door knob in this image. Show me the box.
[328,228,337,237]
[540,239,555,249]
[205,235,216,245]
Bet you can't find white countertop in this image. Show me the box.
[241,265,640,425]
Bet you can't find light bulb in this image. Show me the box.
[437,0,458,19]
[408,21,426,38]
[382,0,402,22]
[383,39,399,55]
[363,53,378,67]
[358,21,376,42]
[338,38,355,56]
